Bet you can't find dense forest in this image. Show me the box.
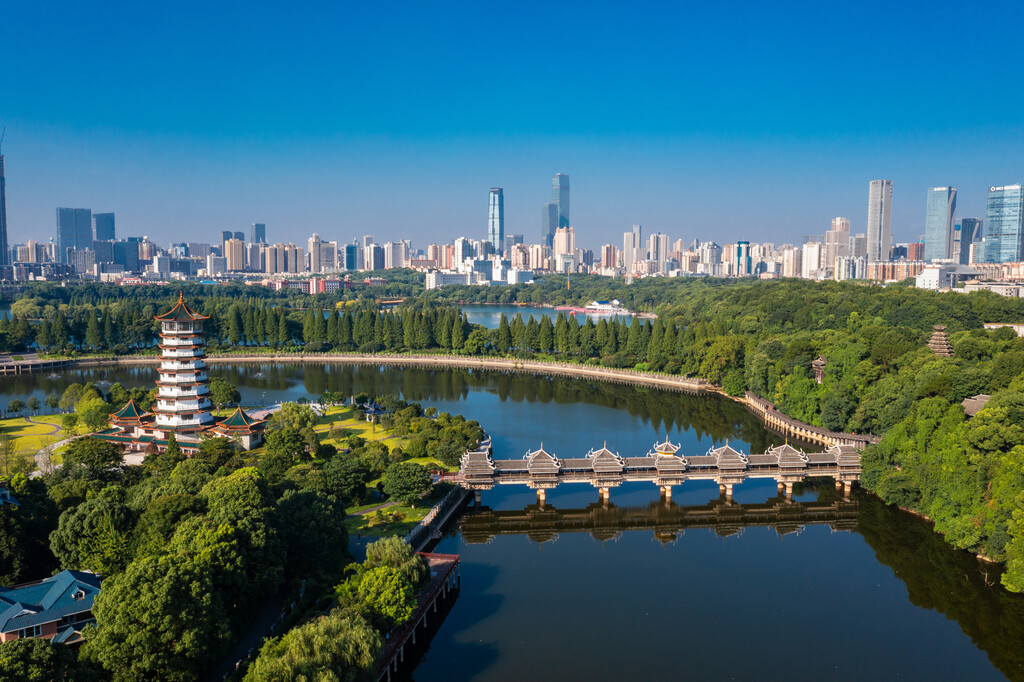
[0,395,479,679]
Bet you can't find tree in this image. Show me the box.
[434,440,464,468]
[381,462,432,506]
[0,638,87,681]
[357,565,416,629]
[60,413,79,437]
[364,536,430,588]
[276,490,348,581]
[243,612,380,682]
[77,396,111,432]
[86,553,231,681]
[320,456,371,505]
[63,437,122,475]
[196,436,236,468]
[208,376,241,410]
[0,434,17,476]
[26,396,40,415]
[45,393,60,413]
[49,486,135,575]
[7,399,24,415]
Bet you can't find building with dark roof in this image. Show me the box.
[0,570,101,645]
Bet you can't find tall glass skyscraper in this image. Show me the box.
[56,208,93,263]
[553,173,569,229]
[984,185,1024,263]
[923,187,956,262]
[953,217,981,265]
[0,151,8,267]
[251,223,266,244]
[866,179,893,262]
[542,202,558,248]
[92,213,115,241]
[488,188,504,255]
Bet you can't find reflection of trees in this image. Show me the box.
[856,495,1024,679]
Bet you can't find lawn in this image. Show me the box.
[0,415,65,474]
[343,486,453,538]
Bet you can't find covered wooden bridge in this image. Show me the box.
[459,438,862,503]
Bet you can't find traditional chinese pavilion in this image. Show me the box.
[93,293,265,456]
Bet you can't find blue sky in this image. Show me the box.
[3,0,1023,250]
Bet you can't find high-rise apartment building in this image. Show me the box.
[984,185,1024,263]
[383,241,407,269]
[488,188,504,255]
[92,213,115,241]
[825,217,850,269]
[56,208,93,263]
[308,234,322,273]
[735,240,752,276]
[553,226,575,257]
[251,223,266,244]
[781,247,802,278]
[924,186,957,262]
[221,231,232,246]
[601,244,618,268]
[0,149,8,267]
[866,180,893,262]
[623,225,643,273]
[224,238,245,271]
[542,202,558,248]
[364,243,384,271]
[553,173,569,229]
[801,241,823,278]
[953,218,981,265]
[648,233,670,273]
[233,231,244,242]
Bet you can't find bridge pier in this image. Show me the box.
[784,482,794,500]
[473,491,481,506]
[778,481,785,495]
[537,488,546,507]
[724,483,734,501]
[660,485,672,502]
[599,487,610,506]
[719,483,726,496]
[835,479,843,490]
[843,480,853,497]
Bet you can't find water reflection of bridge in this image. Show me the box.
[460,497,860,545]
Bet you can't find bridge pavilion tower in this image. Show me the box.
[152,293,215,436]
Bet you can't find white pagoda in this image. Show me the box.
[152,292,215,435]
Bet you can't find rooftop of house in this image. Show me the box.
[0,570,101,634]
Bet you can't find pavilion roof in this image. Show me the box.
[153,292,210,322]
[525,446,560,473]
[213,406,265,430]
[651,438,680,455]
[111,398,150,421]
[710,442,749,468]
[587,445,624,472]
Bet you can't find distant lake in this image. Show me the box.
[460,304,636,329]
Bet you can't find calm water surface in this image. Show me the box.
[460,303,636,329]
[2,364,1020,680]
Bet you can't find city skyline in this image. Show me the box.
[3,3,1023,248]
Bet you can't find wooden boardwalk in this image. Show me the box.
[377,553,460,682]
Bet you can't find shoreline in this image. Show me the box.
[35,351,873,449]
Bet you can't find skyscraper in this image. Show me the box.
[623,225,643,273]
[735,240,751,276]
[224,238,245,271]
[0,149,8,267]
[553,173,569,229]
[251,223,266,244]
[924,186,957,262]
[542,202,558,248]
[984,185,1024,263]
[233,231,244,242]
[488,188,504,255]
[825,217,851,269]
[953,218,981,265]
[92,213,115,241]
[866,180,893,262]
[56,208,93,263]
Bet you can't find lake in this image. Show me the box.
[2,363,1020,680]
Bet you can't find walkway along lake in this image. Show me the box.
[2,363,1021,680]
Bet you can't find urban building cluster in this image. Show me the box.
[3,145,1024,294]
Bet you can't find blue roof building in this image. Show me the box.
[0,570,102,645]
